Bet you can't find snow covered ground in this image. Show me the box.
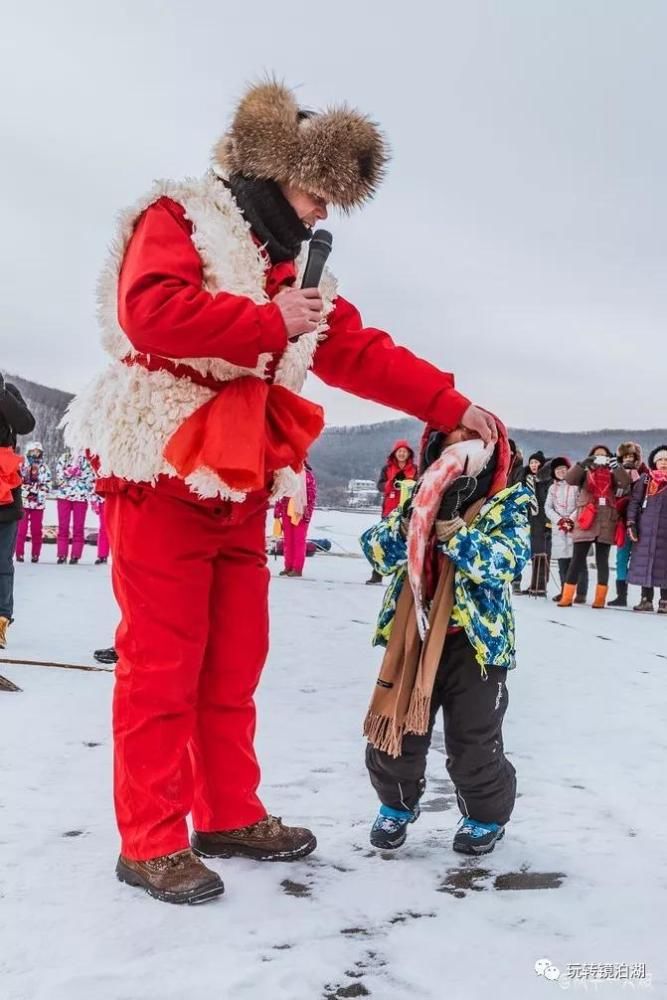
[1,511,665,999]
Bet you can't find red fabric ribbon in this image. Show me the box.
[163,376,325,493]
[0,447,22,505]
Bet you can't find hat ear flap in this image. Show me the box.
[296,107,390,210]
[213,79,301,181]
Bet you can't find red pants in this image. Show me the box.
[281,516,308,573]
[57,499,88,560]
[105,486,270,860]
[16,508,45,560]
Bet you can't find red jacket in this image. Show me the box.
[111,197,470,508]
[378,439,417,517]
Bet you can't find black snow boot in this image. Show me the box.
[608,580,628,608]
[94,646,119,665]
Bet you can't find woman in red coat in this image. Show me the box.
[366,441,417,584]
[63,80,496,905]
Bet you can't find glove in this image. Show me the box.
[581,457,596,470]
[608,457,618,470]
[437,475,478,522]
[393,471,406,484]
[628,524,639,543]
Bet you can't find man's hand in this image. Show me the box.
[460,405,497,445]
[628,524,639,543]
[274,287,324,339]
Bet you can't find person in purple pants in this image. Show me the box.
[55,449,95,564]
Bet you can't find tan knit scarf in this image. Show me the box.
[363,498,485,758]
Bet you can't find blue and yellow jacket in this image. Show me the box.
[360,483,532,674]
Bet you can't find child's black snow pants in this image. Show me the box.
[366,631,516,826]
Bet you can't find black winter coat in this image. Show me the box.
[0,382,36,523]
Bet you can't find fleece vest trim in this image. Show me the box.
[63,173,337,501]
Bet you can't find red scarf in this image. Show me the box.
[648,469,667,497]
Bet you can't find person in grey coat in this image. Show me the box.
[627,445,667,613]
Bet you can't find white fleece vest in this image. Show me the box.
[63,172,337,501]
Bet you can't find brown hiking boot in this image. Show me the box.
[633,598,655,613]
[658,600,667,615]
[0,616,10,649]
[192,815,317,862]
[115,848,224,905]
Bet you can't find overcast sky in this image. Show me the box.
[1,0,665,430]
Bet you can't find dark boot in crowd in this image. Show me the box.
[69,557,79,565]
[608,581,628,608]
[31,556,39,564]
[57,557,66,565]
[191,815,316,862]
[574,592,587,605]
[95,557,107,565]
[512,580,522,596]
[658,600,667,615]
[15,555,24,563]
[366,569,383,585]
[93,646,118,664]
[116,848,224,905]
[634,597,654,613]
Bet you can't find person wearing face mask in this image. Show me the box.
[544,457,587,603]
[558,446,630,608]
[366,441,417,585]
[627,446,667,613]
[608,443,647,608]
[62,79,498,905]
[15,442,52,564]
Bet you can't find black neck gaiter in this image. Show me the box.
[228,174,312,264]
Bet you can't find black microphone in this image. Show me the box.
[301,229,333,288]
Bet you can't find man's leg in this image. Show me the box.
[190,504,270,832]
[0,521,19,621]
[15,514,28,560]
[56,499,71,560]
[31,509,44,560]
[106,489,216,861]
[71,501,88,560]
[442,634,516,826]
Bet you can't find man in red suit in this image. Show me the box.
[65,79,497,904]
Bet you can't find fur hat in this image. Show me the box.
[213,79,390,211]
[26,441,43,455]
[617,441,642,463]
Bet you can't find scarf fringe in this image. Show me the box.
[404,689,431,736]
[363,710,405,759]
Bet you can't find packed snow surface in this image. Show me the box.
[1,511,665,999]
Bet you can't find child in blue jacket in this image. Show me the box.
[361,418,530,856]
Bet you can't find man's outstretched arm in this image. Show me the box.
[312,296,496,442]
